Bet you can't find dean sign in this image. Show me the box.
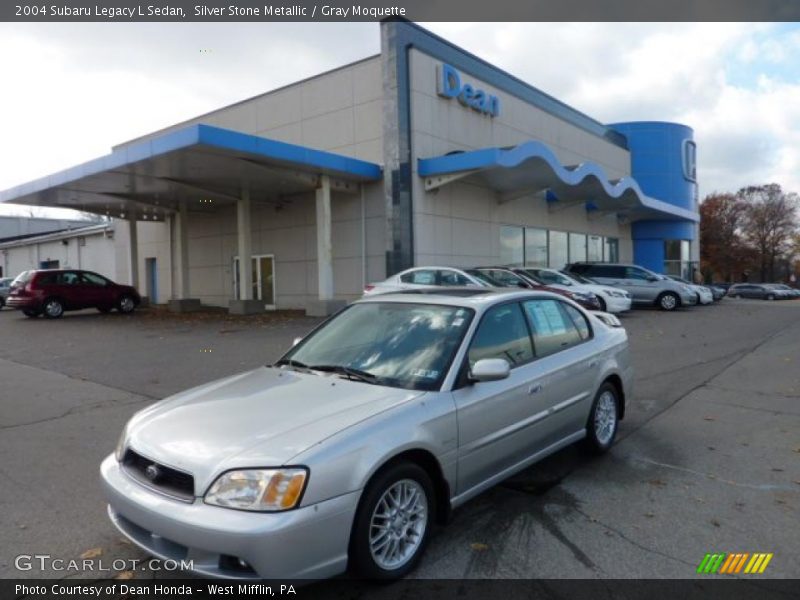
[437,64,500,118]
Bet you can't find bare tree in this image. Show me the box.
[738,184,798,281]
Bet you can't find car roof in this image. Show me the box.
[357,287,568,308]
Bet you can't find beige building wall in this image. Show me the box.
[408,49,634,267]
[115,56,384,165]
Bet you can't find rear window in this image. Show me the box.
[11,271,32,286]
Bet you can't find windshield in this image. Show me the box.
[529,269,573,286]
[277,302,474,391]
[563,271,594,285]
[465,270,502,286]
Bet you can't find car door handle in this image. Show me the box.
[528,383,543,395]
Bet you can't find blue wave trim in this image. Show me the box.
[418,141,698,222]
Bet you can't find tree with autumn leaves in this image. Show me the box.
[700,184,798,283]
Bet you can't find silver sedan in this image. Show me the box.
[101,289,633,580]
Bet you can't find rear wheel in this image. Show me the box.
[117,295,136,314]
[349,462,434,580]
[584,382,620,454]
[43,298,64,319]
[657,292,680,311]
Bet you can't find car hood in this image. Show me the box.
[125,367,424,493]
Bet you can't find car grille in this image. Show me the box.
[122,449,195,502]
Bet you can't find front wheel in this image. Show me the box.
[657,292,680,311]
[584,382,620,455]
[349,462,434,580]
[117,295,136,314]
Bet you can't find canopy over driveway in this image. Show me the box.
[0,124,382,314]
[418,141,698,223]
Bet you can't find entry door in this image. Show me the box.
[145,258,157,303]
[233,255,275,309]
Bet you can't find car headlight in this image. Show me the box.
[115,425,129,462]
[205,468,308,512]
[592,311,622,328]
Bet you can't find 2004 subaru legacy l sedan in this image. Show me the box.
[101,289,633,581]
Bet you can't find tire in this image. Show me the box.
[23,309,40,318]
[596,296,607,312]
[657,292,680,311]
[349,462,435,580]
[42,298,64,319]
[117,295,136,314]
[584,382,620,455]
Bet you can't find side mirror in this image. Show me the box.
[470,358,510,383]
[292,337,303,347]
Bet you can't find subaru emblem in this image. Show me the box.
[145,464,160,481]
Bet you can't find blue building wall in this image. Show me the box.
[610,122,698,273]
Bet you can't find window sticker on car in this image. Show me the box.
[452,318,465,327]
[411,368,439,379]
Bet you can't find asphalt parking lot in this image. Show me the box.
[0,299,798,581]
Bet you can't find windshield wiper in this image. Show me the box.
[273,358,312,372]
[308,364,379,384]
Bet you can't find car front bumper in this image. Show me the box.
[603,295,632,313]
[100,454,359,580]
[681,292,698,306]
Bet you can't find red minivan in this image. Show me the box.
[7,269,141,318]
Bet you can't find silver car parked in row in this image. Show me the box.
[102,289,633,580]
[566,262,697,311]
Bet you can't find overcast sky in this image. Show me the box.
[0,22,798,218]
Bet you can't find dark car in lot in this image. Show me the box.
[473,267,603,311]
[727,283,785,301]
[7,269,141,318]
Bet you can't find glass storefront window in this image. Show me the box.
[500,225,524,267]
[604,237,619,262]
[524,227,548,267]
[548,230,568,269]
[568,233,586,263]
[587,235,603,262]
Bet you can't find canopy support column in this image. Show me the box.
[168,201,201,312]
[307,175,345,316]
[230,188,264,314]
[127,218,139,289]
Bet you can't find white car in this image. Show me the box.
[520,268,632,314]
[363,266,501,296]
[666,275,713,305]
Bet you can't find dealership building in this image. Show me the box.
[0,21,700,315]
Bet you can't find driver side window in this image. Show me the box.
[467,303,533,368]
[625,267,650,281]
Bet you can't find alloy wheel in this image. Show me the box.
[594,390,617,446]
[119,296,135,313]
[368,479,428,571]
[45,299,63,318]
